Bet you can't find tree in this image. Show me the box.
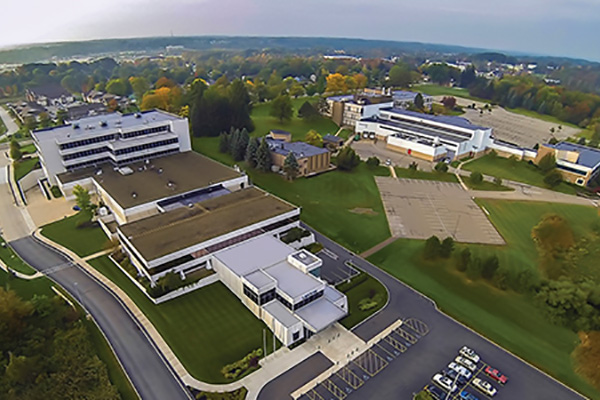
[24,116,37,132]
[56,109,68,125]
[245,137,260,168]
[130,76,150,100]
[233,129,250,161]
[440,237,455,258]
[255,138,273,172]
[414,391,434,400]
[218,132,229,154]
[459,65,476,88]
[408,161,418,171]
[228,79,254,132]
[441,96,457,109]
[366,157,380,168]
[424,236,441,259]
[105,78,131,96]
[538,153,556,173]
[481,255,500,280]
[543,169,563,188]
[283,152,300,180]
[414,93,425,110]
[456,248,471,272]
[326,73,348,93]
[270,94,293,123]
[336,147,360,171]
[470,171,483,184]
[434,162,448,173]
[388,64,412,87]
[9,139,22,161]
[578,137,587,145]
[38,112,51,128]
[305,130,323,147]
[72,184,91,211]
[298,101,319,120]
[155,77,176,89]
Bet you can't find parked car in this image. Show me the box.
[442,368,468,386]
[448,362,472,379]
[455,356,477,371]
[459,390,480,400]
[72,205,81,211]
[459,346,481,363]
[472,377,498,396]
[385,158,392,166]
[425,384,445,400]
[433,373,458,393]
[484,366,508,385]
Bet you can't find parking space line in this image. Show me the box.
[305,389,324,400]
[322,379,347,400]
[352,349,389,377]
[394,327,418,344]
[403,317,430,336]
[383,335,407,353]
[335,367,364,390]
[375,342,396,359]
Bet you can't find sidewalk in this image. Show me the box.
[0,258,43,279]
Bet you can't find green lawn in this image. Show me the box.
[0,115,6,135]
[463,178,513,191]
[89,256,278,383]
[337,128,353,140]
[411,84,490,103]
[21,143,36,154]
[507,108,580,130]
[249,163,391,253]
[41,211,108,257]
[368,238,599,399]
[0,236,36,275]
[252,98,339,141]
[395,167,459,183]
[463,154,577,194]
[337,270,388,329]
[13,156,39,181]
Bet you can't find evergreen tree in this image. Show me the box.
[219,132,229,153]
[228,79,254,132]
[283,152,300,180]
[245,137,260,167]
[336,147,360,171]
[256,139,273,172]
[228,129,240,155]
[234,129,250,161]
[414,93,424,110]
[298,101,319,120]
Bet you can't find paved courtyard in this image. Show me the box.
[375,177,505,245]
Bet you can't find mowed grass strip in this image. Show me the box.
[337,272,388,329]
[368,238,600,399]
[463,154,577,194]
[394,167,459,183]
[89,256,278,383]
[249,163,391,253]
[0,235,36,275]
[13,156,39,181]
[41,211,108,257]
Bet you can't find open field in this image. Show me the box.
[13,156,39,181]
[89,256,278,383]
[411,84,489,103]
[463,153,578,195]
[368,238,600,400]
[250,163,391,254]
[40,211,108,257]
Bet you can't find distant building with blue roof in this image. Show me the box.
[265,138,331,177]
[536,141,600,186]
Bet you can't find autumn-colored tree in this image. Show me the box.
[305,130,323,147]
[572,331,600,391]
[155,76,176,89]
[441,96,457,109]
[326,73,348,93]
[353,73,368,89]
[140,86,182,113]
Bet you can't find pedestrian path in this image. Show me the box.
[360,236,399,259]
[0,258,43,279]
[83,248,115,261]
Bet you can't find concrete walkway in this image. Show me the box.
[83,248,115,261]
[360,236,399,259]
[0,106,19,139]
[0,258,43,279]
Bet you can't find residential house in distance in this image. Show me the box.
[535,141,600,186]
[26,83,74,107]
[323,134,344,150]
[266,137,331,177]
[392,90,433,109]
[267,129,292,142]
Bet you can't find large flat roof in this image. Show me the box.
[264,261,323,300]
[33,110,184,142]
[549,142,600,169]
[119,187,297,261]
[295,297,346,332]
[382,108,489,131]
[263,301,301,328]
[58,151,241,209]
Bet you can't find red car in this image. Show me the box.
[484,366,508,385]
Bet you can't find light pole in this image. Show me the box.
[445,371,461,400]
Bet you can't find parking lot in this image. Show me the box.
[318,248,359,285]
[375,177,505,245]
[297,318,429,400]
[424,346,510,400]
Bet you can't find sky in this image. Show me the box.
[1,0,599,61]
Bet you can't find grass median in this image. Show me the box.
[40,210,108,257]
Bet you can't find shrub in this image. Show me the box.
[493,176,503,186]
[281,227,310,244]
[336,147,360,171]
[366,156,380,168]
[423,235,441,259]
[221,349,263,380]
[470,171,483,184]
[336,272,367,292]
[455,248,471,272]
[440,237,455,258]
[434,162,448,173]
[50,185,63,198]
[408,161,418,171]
[538,153,556,173]
[543,170,563,187]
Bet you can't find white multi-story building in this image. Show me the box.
[356,108,494,161]
[32,110,191,184]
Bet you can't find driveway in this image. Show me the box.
[0,106,19,138]
[10,236,193,400]
[256,224,585,400]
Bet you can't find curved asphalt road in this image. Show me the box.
[257,225,586,399]
[11,236,193,400]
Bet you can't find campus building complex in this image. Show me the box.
[266,137,331,177]
[536,141,600,186]
[32,110,191,184]
[33,110,347,347]
[356,108,494,161]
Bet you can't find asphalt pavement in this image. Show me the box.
[256,224,586,400]
[10,236,193,400]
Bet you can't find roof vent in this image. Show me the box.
[157,168,163,174]
[131,192,137,198]
[99,121,107,127]
[73,123,80,129]
[135,113,142,118]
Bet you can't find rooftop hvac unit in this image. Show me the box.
[118,166,134,176]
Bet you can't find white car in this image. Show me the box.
[455,356,477,372]
[433,373,458,393]
[459,346,481,363]
[448,362,472,379]
[473,377,497,397]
